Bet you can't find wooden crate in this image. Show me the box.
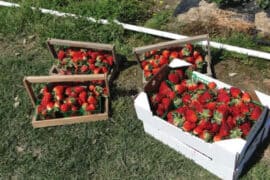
[23,74,109,128]
[47,38,119,84]
[133,34,212,83]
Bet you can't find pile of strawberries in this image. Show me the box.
[149,68,263,142]
[36,80,108,120]
[140,44,205,81]
[56,49,114,75]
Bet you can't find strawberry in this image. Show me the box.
[167,111,174,124]
[197,83,207,90]
[151,93,163,104]
[213,134,223,142]
[193,126,203,135]
[156,104,165,117]
[182,121,196,132]
[168,72,179,84]
[186,80,198,91]
[46,102,54,112]
[230,128,243,139]
[159,81,172,96]
[53,85,65,95]
[197,120,212,130]
[230,87,242,98]
[161,97,171,110]
[159,56,169,65]
[41,93,52,106]
[87,96,97,105]
[80,65,89,73]
[242,92,251,103]
[65,97,76,105]
[199,109,212,119]
[210,123,220,134]
[193,50,200,59]
[162,50,170,58]
[173,84,186,94]
[88,58,96,64]
[93,67,101,74]
[144,71,152,80]
[181,44,192,56]
[57,50,65,60]
[182,93,191,105]
[195,55,204,69]
[71,105,78,112]
[65,87,72,96]
[213,105,228,125]
[219,121,230,137]
[240,104,249,115]
[152,68,160,75]
[250,106,262,121]
[234,114,245,125]
[217,89,230,103]
[60,103,70,113]
[86,104,96,111]
[207,82,217,90]
[185,57,194,64]
[167,91,176,100]
[88,85,95,92]
[106,55,114,65]
[141,61,148,69]
[227,116,236,129]
[74,86,85,94]
[175,69,185,80]
[198,91,212,104]
[239,122,251,137]
[185,109,198,123]
[150,50,157,55]
[199,130,213,142]
[169,51,179,59]
[102,67,109,73]
[205,102,216,111]
[79,91,87,103]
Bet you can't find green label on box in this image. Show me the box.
[192,73,209,84]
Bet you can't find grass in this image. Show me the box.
[1,1,270,179]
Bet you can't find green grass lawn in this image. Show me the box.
[1,1,270,179]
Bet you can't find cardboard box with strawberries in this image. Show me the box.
[133,34,212,83]
[23,74,109,128]
[134,59,270,180]
[47,38,119,84]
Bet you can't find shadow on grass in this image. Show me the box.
[210,49,224,79]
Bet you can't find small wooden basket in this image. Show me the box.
[23,74,109,128]
[47,38,119,84]
[133,34,212,83]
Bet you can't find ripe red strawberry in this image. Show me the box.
[213,105,228,125]
[167,111,174,124]
[239,122,251,137]
[217,89,230,103]
[230,87,242,98]
[106,55,114,65]
[213,134,223,142]
[185,57,194,64]
[87,95,97,105]
[159,81,172,96]
[195,55,204,69]
[185,109,198,123]
[102,67,108,73]
[150,50,157,55]
[219,121,230,137]
[181,44,193,56]
[240,104,249,115]
[205,102,216,111]
[182,93,191,105]
[156,104,165,117]
[250,106,262,121]
[162,50,170,58]
[53,85,65,95]
[41,93,52,106]
[89,64,96,70]
[71,105,78,112]
[227,116,236,129]
[198,120,212,130]
[168,72,179,84]
[173,84,186,94]
[88,85,95,92]
[198,91,212,104]
[55,93,63,101]
[80,65,89,73]
[60,103,70,113]
[88,58,96,64]
[197,83,207,90]
[141,61,148,69]
[57,50,65,60]
[152,68,160,75]
[46,102,54,111]
[65,97,76,105]
[182,121,196,132]
[210,123,220,134]
[159,56,169,65]
[193,126,203,135]
[199,130,213,142]
[207,82,217,90]
[161,97,171,110]
[144,71,152,80]
[230,128,243,138]
[86,104,96,111]
[65,87,72,96]
[74,86,85,94]
[79,91,87,103]
[167,91,176,100]
[93,67,101,74]
[169,51,179,59]
[242,92,251,103]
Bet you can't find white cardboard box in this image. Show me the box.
[134,59,270,180]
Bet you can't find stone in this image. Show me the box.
[255,11,270,35]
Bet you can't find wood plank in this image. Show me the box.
[134,34,209,54]
[47,38,114,51]
[23,78,36,107]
